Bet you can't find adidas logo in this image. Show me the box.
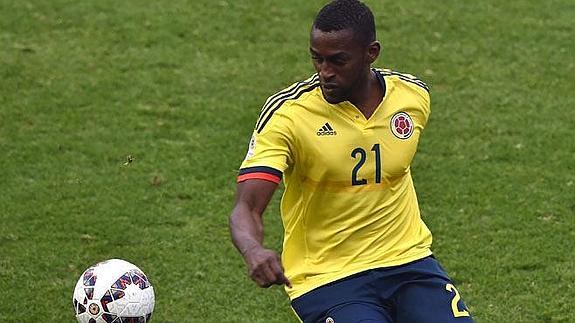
[316,122,337,136]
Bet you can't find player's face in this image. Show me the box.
[310,28,374,104]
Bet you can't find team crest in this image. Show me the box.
[390,112,414,139]
[326,317,335,323]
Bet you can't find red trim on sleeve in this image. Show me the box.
[237,172,281,184]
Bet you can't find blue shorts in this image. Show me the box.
[291,256,473,323]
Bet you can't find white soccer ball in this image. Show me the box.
[73,259,155,323]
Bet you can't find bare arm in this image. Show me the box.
[229,179,291,288]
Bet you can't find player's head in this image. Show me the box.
[313,0,376,47]
[310,0,380,104]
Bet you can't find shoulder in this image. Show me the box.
[375,68,431,125]
[255,74,320,133]
[374,68,430,99]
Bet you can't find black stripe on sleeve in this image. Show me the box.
[257,83,320,133]
[395,75,429,92]
[238,166,283,178]
[375,68,429,93]
[256,75,319,130]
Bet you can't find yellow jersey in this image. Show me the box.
[238,68,433,299]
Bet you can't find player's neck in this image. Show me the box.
[349,70,384,119]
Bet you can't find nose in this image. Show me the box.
[318,62,335,82]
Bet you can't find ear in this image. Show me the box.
[366,41,381,64]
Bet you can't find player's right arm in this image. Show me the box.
[229,179,292,288]
[230,93,297,288]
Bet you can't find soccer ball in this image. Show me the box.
[73,259,155,323]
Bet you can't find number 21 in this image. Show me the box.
[351,144,381,186]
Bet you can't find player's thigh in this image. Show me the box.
[395,280,473,323]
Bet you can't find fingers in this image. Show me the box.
[260,262,279,287]
[247,250,291,288]
[249,264,274,288]
[250,261,286,288]
[270,257,292,288]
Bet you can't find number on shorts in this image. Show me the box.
[445,283,470,317]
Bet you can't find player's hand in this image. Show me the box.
[243,246,292,288]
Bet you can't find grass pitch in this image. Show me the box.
[0,0,573,322]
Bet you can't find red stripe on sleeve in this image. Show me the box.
[237,172,281,184]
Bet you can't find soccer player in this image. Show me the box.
[229,0,474,322]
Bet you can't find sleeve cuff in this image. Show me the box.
[237,166,283,184]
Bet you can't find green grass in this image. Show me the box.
[0,0,573,322]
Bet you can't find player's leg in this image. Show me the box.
[392,258,474,323]
[394,279,473,323]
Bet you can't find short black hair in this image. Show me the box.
[312,0,376,46]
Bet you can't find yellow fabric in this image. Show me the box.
[240,69,433,299]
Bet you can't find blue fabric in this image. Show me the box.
[291,256,474,323]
